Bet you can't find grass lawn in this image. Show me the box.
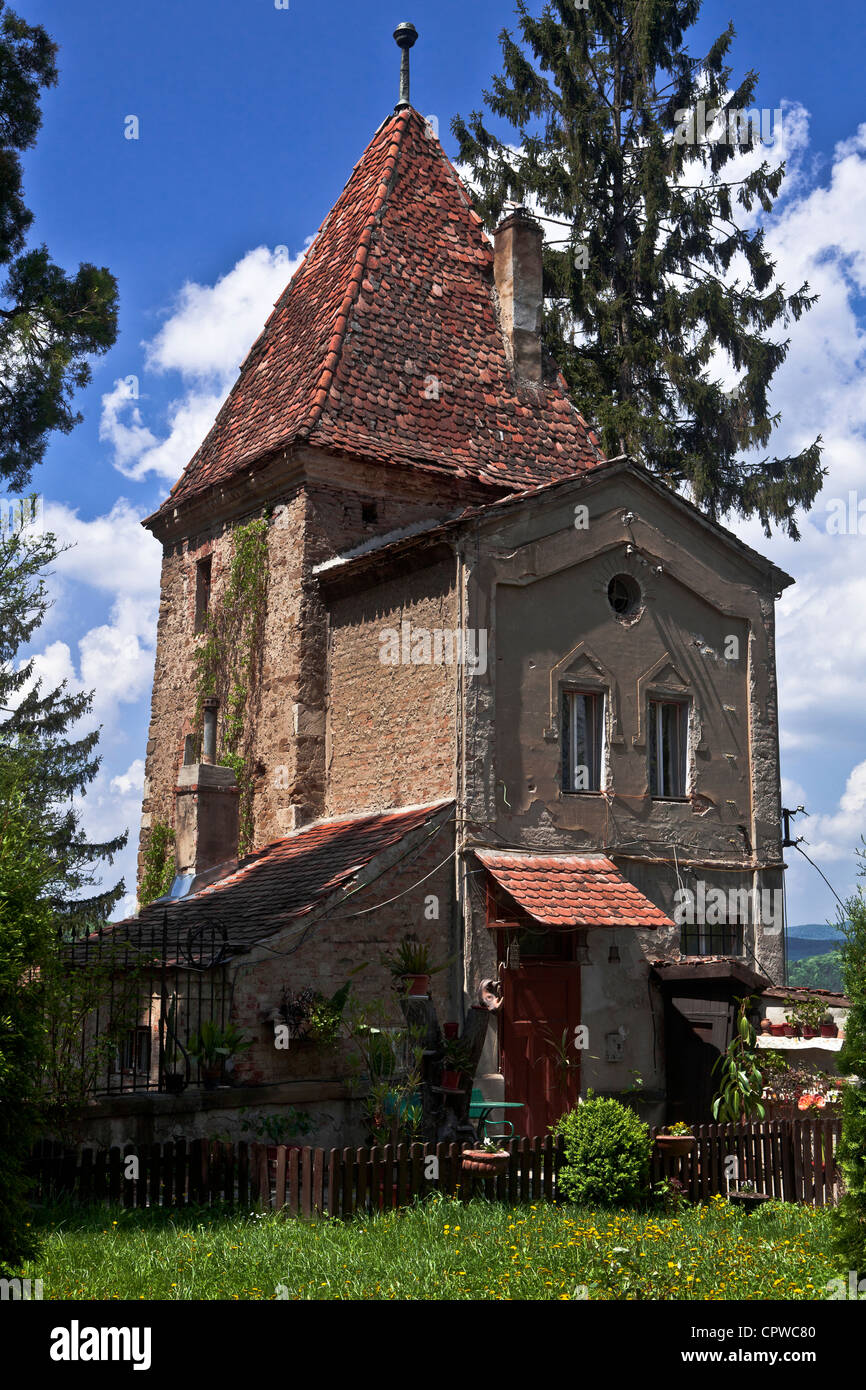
[22,1194,843,1300]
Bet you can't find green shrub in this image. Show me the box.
[834,877,866,1270]
[553,1093,652,1207]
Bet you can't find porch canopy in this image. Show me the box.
[475,849,673,929]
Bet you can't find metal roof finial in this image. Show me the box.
[393,22,418,110]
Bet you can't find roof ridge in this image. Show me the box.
[298,108,413,441]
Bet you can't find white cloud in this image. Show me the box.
[99,243,308,483]
[110,759,145,797]
[799,759,866,862]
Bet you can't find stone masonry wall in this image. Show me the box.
[324,556,459,817]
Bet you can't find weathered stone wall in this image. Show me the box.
[229,821,458,1095]
[137,455,481,891]
[324,556,458,817]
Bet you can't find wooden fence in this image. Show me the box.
[28,1118,842,1216]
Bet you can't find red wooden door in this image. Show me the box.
[501,959,581,1136]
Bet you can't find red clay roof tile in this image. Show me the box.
[476,849,672,929]
[156,108,603,517]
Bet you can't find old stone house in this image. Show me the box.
[76,77,813,1149]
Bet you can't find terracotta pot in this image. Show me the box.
[440,1069,462,1090]
[821,1023,838,1038]
[462,1149,509,1177]
[770,1023,785,1037]
[759,1019,772,1033]
[783,1024,797,1038]
[655,1134,696,1157]
[201,1063,222,1090]
[802,1026,818,1039]
[404,973,430,996]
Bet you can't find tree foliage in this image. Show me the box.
[834,861,866,1269]
[453,0,823,535]
[0,2,118,491]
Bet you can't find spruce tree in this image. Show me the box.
[0,3,118,491]
[0,518,126,934]
[453,0,823,536]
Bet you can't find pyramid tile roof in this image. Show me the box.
[476,849,673,929]
[157,107,603,517]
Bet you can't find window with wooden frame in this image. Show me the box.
[116,1026,151,1075]
[648,697,688,798]
[194,554,212,634]
[561,688,605,793]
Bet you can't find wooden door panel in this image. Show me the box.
[501,964,581,1135]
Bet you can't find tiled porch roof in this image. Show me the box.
[476,849,673,929]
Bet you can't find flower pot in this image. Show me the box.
[403,973,430,996]
[201,1063,222,1090]
[462,1149,510,1177]
[655,1135,696,1157]
[759,1019,772,1034]
[164,1071,187,1095]
[782,1024,797,1038]
[729,1190,772,1211]
[802,1026,818,1039]
[443,1022,459,1039]
[770,1023,785,1037]
[820,1023,838,1038]
[440,1069,462,1090]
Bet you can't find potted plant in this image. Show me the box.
[788,995,825,1040]
[187,1020,252,1089]
[728,1180,773,1210]
[440,1037,472,1090]
[820,1013,838,1038]
[462,1136,510,1177]
[655,1122,696,1157]
[759,1018,772,1034]
[384,934,447,997]
[769,1020,785,1037]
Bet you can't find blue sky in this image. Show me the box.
[10,0,866,926]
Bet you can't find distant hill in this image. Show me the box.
[786,922,846,963]
[787,922,846,941]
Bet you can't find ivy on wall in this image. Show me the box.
[139,821,175,908]
[193,516,268,855]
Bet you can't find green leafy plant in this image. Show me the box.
[383,934,448,986]
[187,1020,252,1068]
[441,1037,473,1073]
[785,995,826,1035]
[192,517,269,854]
[553,1092,652,1207]
[239,1108,313,1145]
[711,996,766,1123]
[138,822,175,908]
[834,860,866,1270]
[663,1122,694,1137]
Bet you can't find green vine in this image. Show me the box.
[193,516,268,855]
[139,821,175,908]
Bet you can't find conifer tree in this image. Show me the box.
[0,3,118,491]
[0,519,126,934]
[453,0,823,536]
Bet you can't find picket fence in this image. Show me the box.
[27,1118,842,1217]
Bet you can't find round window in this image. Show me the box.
[608,574,641,618]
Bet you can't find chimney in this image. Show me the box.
[493,207,544,382]
[173,701,239,888]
